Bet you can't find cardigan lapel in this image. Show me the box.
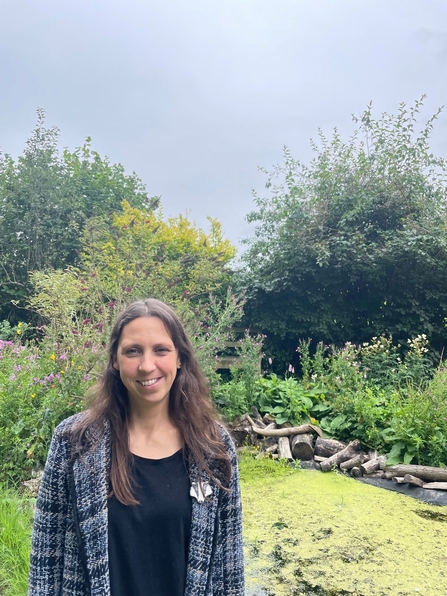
[185,461,220,596]
[70,430,111,596]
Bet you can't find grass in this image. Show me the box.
[0,486,33,596]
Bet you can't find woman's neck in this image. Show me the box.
[128,409,183,459]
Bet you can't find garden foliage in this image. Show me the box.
[240,97,447,363]
[217,334,447,467]
[1,100,447,485]
[0,202,252,481]
[0,110,148,321]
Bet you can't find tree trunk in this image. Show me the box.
[290,433,314,461]
[361,455,387,475]
[340,453,367,472]
[314,437,347,458]
[384,465,447,482]
[278,436,293,461]
[320,440,362,472]
[363,471,385,479]
[403,474,424,488]
[423,482,447,491]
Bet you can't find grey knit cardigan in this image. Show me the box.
[28,414,244,596]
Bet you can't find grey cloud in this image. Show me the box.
[1,0,446,247]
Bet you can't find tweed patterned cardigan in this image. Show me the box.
[28,414,244,596]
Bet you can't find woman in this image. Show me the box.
[28,299,244,596]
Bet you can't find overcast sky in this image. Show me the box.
[1,0,447,249]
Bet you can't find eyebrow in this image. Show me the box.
[119,341,176,350]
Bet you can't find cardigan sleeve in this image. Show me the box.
[214,430,244,596]
[28,424,71,596]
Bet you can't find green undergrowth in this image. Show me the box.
[238,449,295,483]
[0,486,33,596]
[240,453,447,596]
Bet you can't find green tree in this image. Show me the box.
[240,97,447,362]
[27,204,240,395]
[0,109,148,321]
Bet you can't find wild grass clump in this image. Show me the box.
[0,485,33,596]
[238,449,296,484]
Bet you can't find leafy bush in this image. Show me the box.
[382,371,447,466]
[213,380,253,421]
[240,97,447,360]
[254,375,322,426]
[219,335,447,466]
[0,337,96,482]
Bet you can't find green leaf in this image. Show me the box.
[386,442,404,465]
[403,450,415,465]
[275,416,289,425]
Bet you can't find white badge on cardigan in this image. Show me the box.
[190,481,212,503]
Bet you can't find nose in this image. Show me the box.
[138,351,156,372]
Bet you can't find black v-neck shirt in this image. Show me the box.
[108,449,192,596]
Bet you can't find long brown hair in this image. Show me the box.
[72,298,231,505]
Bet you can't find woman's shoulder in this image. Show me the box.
[53,411,88,436]
[56,411,85,429]
[53,411,108,442]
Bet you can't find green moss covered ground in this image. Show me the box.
[241,461,446,596]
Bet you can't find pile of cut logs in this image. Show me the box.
[231,410,447,491]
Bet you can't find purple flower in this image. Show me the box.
[59,354,67,360]
[108,302,116,308]
[83,318,91,325]
[0,340,13,349]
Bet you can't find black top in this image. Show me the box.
[108,449,192,596]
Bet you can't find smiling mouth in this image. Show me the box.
[139,378,160,387]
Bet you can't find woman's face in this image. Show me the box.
[113,316,180,413]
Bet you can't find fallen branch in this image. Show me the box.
[246,415,323,438]
[320,440,362,472]
[384,464,447,483]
